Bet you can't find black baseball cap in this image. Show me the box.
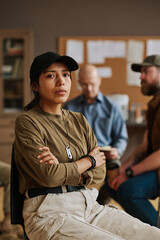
[131,55,160,72]
[30,52,79,83]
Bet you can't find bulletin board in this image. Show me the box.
[58,36,160,110]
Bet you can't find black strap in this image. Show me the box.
[80,154,96,170]
[28,185,85,198]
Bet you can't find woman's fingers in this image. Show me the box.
[39,154,59,164]
[93,146,101,152]
[39,154,53,162]
[37,151,51,160]
[88,147,106,168]
[39,146,50,151]
[37,146,59,164]
[43,159,57,165]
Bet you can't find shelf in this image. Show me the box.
[4,95,23,99]
[3,108,22,113]
[126,121,146,127]
[3,38,24,55]
[0,32,33,115]
[2,76,23,80]
[3,53,24,57]
[126,109,146,127]
[0,30,33,163]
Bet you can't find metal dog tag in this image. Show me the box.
[66,146,73,160]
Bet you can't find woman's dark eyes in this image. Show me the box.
[46,73,70,78]
[64,73,70,77]
[47,74,55,78]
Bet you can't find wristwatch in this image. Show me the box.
[125,167,133,178]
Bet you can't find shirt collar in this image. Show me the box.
[78,91,103,104]
[148,93,160,110]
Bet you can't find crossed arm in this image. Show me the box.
[37,145,106,174]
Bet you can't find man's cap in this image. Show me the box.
[30,52,79,82]
[131,55,160,72]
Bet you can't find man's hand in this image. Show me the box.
[108,171,128,191]
[37,146,59,165]
[104,147,119,160]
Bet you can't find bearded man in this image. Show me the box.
[105,55,160,228]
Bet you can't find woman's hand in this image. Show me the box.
[88,146,106,168]
[37,146,59,165]
[76,146,106,174]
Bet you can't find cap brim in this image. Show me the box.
[30,52,79,83]
[38,55,79,74]
[57,56,79,71]
[131,62,152,72]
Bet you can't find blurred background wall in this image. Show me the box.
[0,0,159,164]
[0,0,160,56]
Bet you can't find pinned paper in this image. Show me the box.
[127,40,144,62]
[147,40,160,55]
[66,40,84,64]
[127,40,144,86]
[87,40,126,64]
[127,63,141,86]
[97,67,112,78]
[87,41,104,64]
[103,40,126,58]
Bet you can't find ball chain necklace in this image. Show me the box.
[38,105,73,161]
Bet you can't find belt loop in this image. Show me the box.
[25,190,30,199]
[61,185,67,193]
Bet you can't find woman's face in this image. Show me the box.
[34,62,72,106]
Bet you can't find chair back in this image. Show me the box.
[10,145,24,225]
[10,145,29,240]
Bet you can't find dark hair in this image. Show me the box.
[24,92,40,111]
[24,73,40,111]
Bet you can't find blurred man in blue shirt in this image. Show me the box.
[64,64,128,203]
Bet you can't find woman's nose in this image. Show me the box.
[57,74,65,84]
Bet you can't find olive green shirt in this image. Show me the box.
[146,94,160,153]
[14,107,106,194]
[146,94,160,184]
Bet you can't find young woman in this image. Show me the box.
[14,52,160,240]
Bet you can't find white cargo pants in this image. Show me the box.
[23,188,160,240]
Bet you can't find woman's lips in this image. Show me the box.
[55,89,66,95]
